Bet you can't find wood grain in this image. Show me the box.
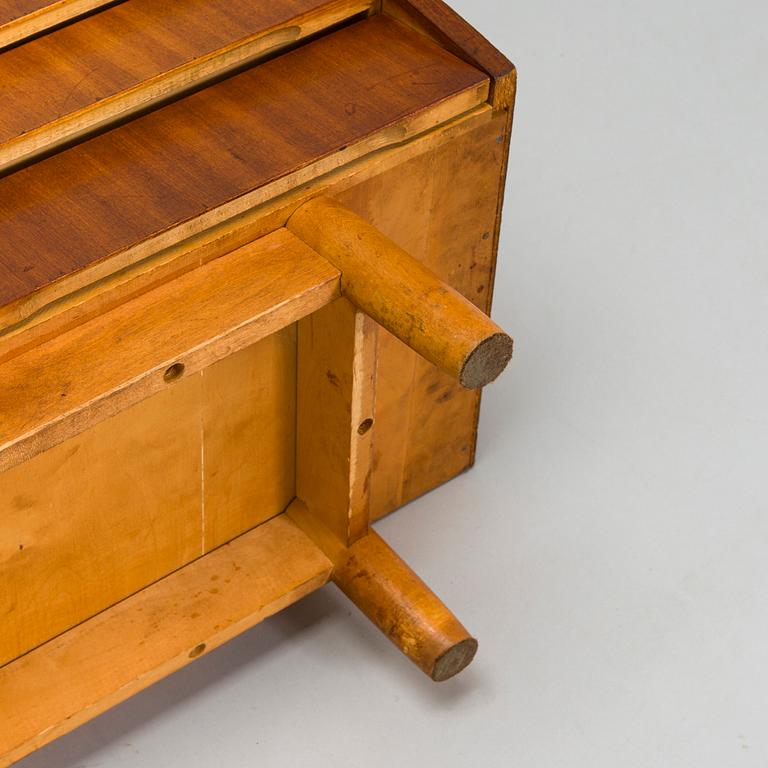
[0,0,374,171]
[0,0,115,49]
[0,104,494,361]
[0,376,203,668]
[333,530,477,681]
[0,3,516,760]
[0,327,301,667]
[383,0,516,108]
[335,113,512,518]
[296,298,377,547]
[202,327,297,552]
[0,228,340,474]
[0,15,488,331]
[0,514,332,768]
[288,196,512,388]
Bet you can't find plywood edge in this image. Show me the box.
[468,94,518,470]
[382,0,516,109]
[0,0,115,49]
[0,0,376,173]
[0,228,341,473]
[0,513,333,768]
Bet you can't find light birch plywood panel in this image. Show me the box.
[337,112,509,517]
[202,324,297,552]
[0,376,204,668]
[0,327,300,666]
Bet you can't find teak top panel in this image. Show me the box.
[0,15,487,315]
[0,0,58,24]
[0,1,119,48]
[0,0,366,143]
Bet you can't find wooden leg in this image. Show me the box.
[289,203,511,680]
[287,196,513,389]
[333,530,478,681]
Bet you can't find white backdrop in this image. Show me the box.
[19,1,768,766]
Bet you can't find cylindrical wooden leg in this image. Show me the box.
[287,196,513,389]
[333,531,477,682]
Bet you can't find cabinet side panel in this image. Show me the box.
[337,112,509,518]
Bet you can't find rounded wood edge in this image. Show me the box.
[332,531,479,682]
[459,331,513,389]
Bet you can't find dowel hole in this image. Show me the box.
[163,362,185,383]
[357,418,374,435]
[188,643,206,659]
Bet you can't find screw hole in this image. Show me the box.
[357,418,374,436]
[163,362,185,383]
[188,643,206,659]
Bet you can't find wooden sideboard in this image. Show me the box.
[0,2,516,763]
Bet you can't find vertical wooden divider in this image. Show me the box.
[294,297,378,549]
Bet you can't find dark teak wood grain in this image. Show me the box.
[0,15,488,321]
[0,0,374,169]
[383,0,515,107]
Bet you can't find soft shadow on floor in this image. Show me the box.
[15,585,342,768]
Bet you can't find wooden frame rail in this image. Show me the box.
[0,514,333,767]
[0,229,340,473]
